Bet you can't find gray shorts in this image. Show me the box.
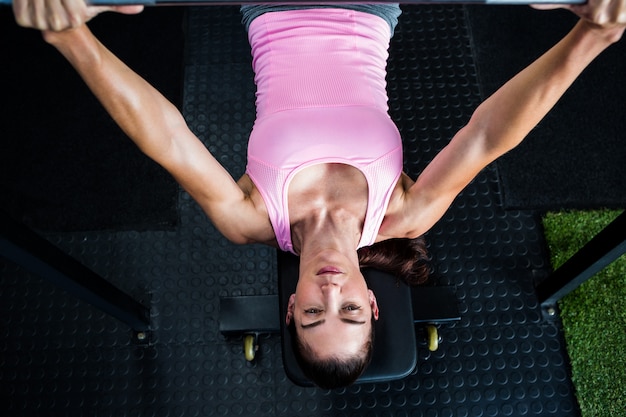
[240,4,402,37]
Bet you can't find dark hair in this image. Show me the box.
[357,236,431,286]
[288,316,376,390]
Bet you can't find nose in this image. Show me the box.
[321,282,340,295]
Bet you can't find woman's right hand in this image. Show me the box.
[13,0,144,32]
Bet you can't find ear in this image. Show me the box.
[285,294,296,325]
[368,290,380,321]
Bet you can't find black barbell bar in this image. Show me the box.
[0,0,586,6]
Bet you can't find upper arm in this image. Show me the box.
[47,26,269,244]
[398,20,616,237]
[401,121,500,237]
[156,125,265,243]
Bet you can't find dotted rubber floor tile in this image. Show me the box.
[0,6,579,417]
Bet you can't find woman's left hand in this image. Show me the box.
[532,0,626,28]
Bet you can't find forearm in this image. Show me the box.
[44,26,185,162]
[470,19,622,156]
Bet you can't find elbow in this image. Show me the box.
[215,221,256,246]
[226,234,252,246]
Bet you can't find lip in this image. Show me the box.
[316,266,343,275]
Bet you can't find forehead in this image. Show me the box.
[298,319,371,358]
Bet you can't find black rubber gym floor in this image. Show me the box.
[1,6,581,417]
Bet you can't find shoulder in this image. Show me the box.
[196,175,277,246]
[377,173,448,240]
[232,175,278,245]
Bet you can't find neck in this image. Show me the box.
[291,207,362,258]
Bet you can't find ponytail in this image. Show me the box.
[357,237,430,286]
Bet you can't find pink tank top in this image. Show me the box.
[245,9,403,254]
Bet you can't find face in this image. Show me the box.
[286,249,379,360]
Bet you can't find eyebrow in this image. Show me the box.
[300,318,367,329]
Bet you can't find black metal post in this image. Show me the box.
[537,210,626,310]
[0,211,150,332]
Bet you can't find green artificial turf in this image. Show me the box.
[542,209,626,417]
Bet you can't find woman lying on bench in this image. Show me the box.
[13,0,626,389]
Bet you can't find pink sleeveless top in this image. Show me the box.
[245,9,403,254]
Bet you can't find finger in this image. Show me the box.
[86,4,144,20]
[47,0,72,31]
[529,4,569,10]
[607,0,626,25]
[31,0,48,30]
[581,0,623,27]
[567,3,592,19]
[111,5,145,15]
[12,0,31,27]
[62,0,89,28]
[620,7,626,25]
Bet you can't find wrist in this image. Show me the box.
[42,25,87,47]
[578,19,625,45]
[42,24,102,68]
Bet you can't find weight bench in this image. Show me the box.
[220,251,460,387]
